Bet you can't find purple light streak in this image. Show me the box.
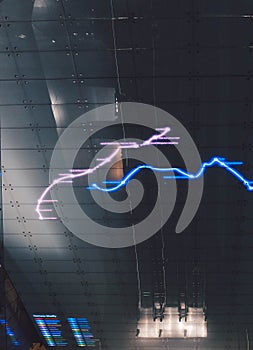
[36,148,121,220]
[36,127,179,220]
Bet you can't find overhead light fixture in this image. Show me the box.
[137,307,207,338]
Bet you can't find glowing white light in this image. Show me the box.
[137,307,207,338]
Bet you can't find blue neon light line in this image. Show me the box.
[87,157,253,192]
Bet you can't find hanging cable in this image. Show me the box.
[125,182,142,309]
[151,4,167,306]
[110,0,122,95]
[110,0,128,165]
[133,225,142,310]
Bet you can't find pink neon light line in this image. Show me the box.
[148,142,179,145]
[70,169,88,173]
[36,148,121,220]
[36,127,179,220]
[119,145,139,149]
[160,136,180,140]
[100,142,117,145]
[101,142,138,145]
[141,127,171,147]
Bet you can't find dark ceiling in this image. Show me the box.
[1,0,253,349]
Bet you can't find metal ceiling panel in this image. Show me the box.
[3,218,68,235]
[196,18,253,47]
[0,0,34,21]
[196,48,252,75]
[0,53,18,79]
[39,260,78,273]
[20,294,54,306]
[2,128,44,149]
[2,150,49,168]
[135,49,192,76]
[32,21,69,51]
[10,52,45,79]
[194,102,250,126]
[195,77,251,101]
[0,80,26,104]
[132,19,192,49]
[34,247,79,261]
[27,234,71,249]
[136,77,193,102]
[43,79,80,104]
[112,20,131,49]
[74,51,117,77]
[4,205,51,221]
[39,51,75,79]
[4,233,34,249]
[3,21,37,51]
[8,260,42,273]
[45,80,116,105]
[113,0,192,18]
[32,0,62,21]
[196,0,253,15]
[66,19,114,51]
[2,170,52,187]
[5,247,38,260]
[37,282,86,294]
[0,24,10,50]
[1,105,54,127]
[62,0,111,19]
[23,81,51,104]
[43,272,83,284]
[6,271,50,285]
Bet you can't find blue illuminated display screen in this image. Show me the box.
[34,315,96,347]
[33,315,67,347]
[67,318,96,347]
[0,319,19,346]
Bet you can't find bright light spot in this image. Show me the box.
[137,307,207,338]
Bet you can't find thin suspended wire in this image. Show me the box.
[110,0,128,165]
[110,0,122,95]
[126,185,142,309]
[133,225,142,310]
[151,10,167,305]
